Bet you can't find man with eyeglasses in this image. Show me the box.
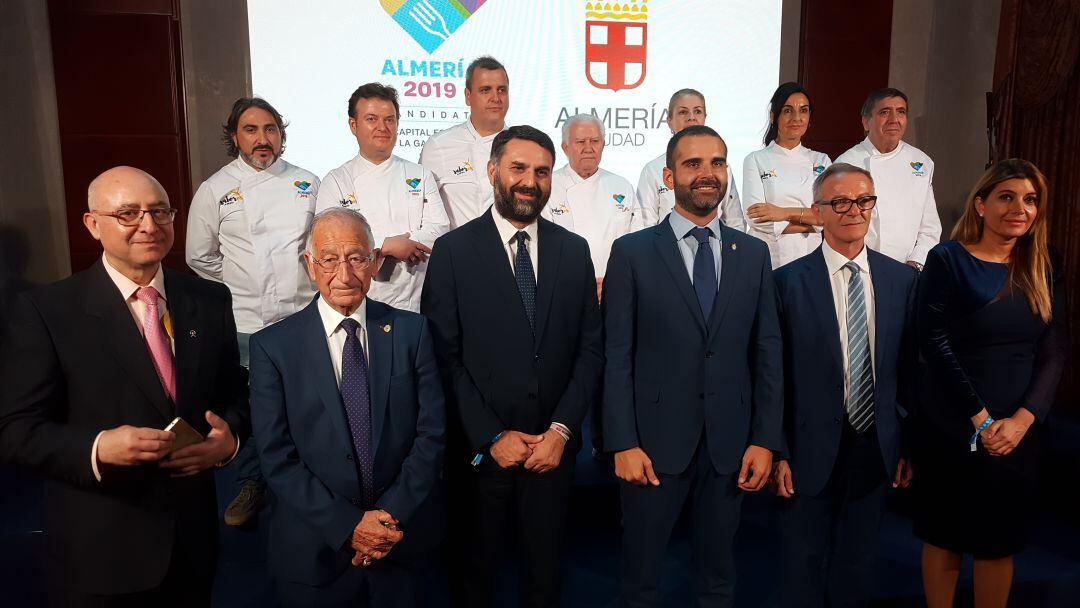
[0,166,249,606]
[835,88,941,268]
[315,82,449,312]
[249,208,445,607]
[186,97,320,527]
[770,163,916,607]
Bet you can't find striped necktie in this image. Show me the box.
[844,262,874,433]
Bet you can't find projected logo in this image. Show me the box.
[584,1,648,91]
[381,0,487,53]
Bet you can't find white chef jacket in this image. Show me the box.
[540,165,635,277]
[631,152,746,232]
[742,142,832,269]
[186,157,319,334]
[419,120,500,228]
[835,138,941,265]
[315,153,449,312]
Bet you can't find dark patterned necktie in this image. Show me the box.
[844,262,875,433]
[514,231,537,329]
[339,318,375,506]
[690,227,717,317]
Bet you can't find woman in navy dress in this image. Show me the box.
[914,159,1067,608]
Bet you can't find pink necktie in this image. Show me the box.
[136,286,176,403]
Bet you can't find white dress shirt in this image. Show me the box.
[632,152,745,231]
[835,138,941,265]
[419,120,501,228]
[741,142,832,269]
[541,165,635,277]
[186,157,320,333]
[316,296,369,386]
[315,153,450,312]
[820,240,877,402]
[491,206,539,280]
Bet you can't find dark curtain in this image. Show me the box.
[991,0,1080,405]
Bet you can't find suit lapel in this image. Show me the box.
[533,219,563,348]
[83,262,173,423]
[471,213,532,329]
[706,227,739,342]
[867,251,891,379]
[805,249,844,372]
[365,300,393,458]
[298,302,354,451]
[164,271,200,421]
[653,218,706,332]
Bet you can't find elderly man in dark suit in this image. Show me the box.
[0,166,249,607]
[772,163,916,607]
[602,125,783,608]
[250,207,445,608]
[421,125,604,608]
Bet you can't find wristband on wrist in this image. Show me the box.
[970,415,994,452]
[471,431,504,467]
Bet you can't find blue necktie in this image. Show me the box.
[690,227,716,318]
[844,262,875,433]
[339,318,375,507]
[514,231,537,329]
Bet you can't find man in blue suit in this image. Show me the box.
[603,125,783,607]
[771,163,916,607]
[249,208,445,608]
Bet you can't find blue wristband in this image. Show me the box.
[471,431,504,466]
[970,415,994,452]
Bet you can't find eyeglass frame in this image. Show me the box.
[308,252,377,274]
[91,207,178,226]
[814,195,878,214]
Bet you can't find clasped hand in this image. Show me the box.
[351,510,403,567]
[381,234,431,265]
[489,430,564,473]
[97,411,235,478]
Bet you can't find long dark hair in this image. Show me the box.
[221,97,287,158]
[763,82,813,146]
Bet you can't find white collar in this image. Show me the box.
[232,155,287,177]
[465,118,502,143]
[491,206,538,246]
[862,137,906,159]
[352,152,395,173]
[766,141,807,156]
[560,164,603,186]
[101,253,166,302]
[316,295,368,338]
[821,239,871,277]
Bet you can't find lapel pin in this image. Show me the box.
[731,243,737,251]
[382,324,392,333]
[189,330,197,338]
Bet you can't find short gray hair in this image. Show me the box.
[561,113,605,144]
[305,207,375,254]
[812,163,874,202]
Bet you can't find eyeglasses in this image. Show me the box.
[815,196,877,213]
[93,208,178,226]
[310,254,376,273]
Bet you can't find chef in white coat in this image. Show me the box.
[420,56,508,228]
[542,113,635,302]
[186,97,319,525]
[742,82,832,269]
[835,87,941,268]
[634,88,745,231]
[315,83,449,312]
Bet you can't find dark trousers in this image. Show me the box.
[780,425,888,608]
[47,534,213,608]
[619,437,743,608]
[233,331,265,488]
[277,561,422,608]
[449,453,576,608]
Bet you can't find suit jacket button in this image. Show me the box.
[705,351,714,358]
[834,417,841,423]
[698,393,705,399]
[346,454,354,462]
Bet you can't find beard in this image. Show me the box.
[241,146,278,170]
[673,176,726,217]
[493,171,549,224]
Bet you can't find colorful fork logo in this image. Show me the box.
[381,0,487,53]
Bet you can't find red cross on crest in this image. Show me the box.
[584,2,648,91]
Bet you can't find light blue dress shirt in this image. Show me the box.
[667,210,723,283]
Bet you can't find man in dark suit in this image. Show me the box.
[0,166,249,607]
[249,208,445,607]
[421,125,603,607]
[603,125,782,607]
[771,163,916,607]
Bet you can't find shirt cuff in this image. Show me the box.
[217,434,241,468]
[549,422,572,443]
[91,431,106,482]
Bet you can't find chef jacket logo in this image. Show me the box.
[910,161,926,176]
[218,188,243,206]
[294,180,313,198]
[585,1,648,91]
[451,161,474,176]
[339,193,357,208]
[813,165,825,175]
[405,177,422,193]
[382,0,487,54]
[550,202,570,216]
[760,170,778,180]
[613,193,630,212]
[657,185,669,195]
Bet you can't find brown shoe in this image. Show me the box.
[224,483,266,526]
